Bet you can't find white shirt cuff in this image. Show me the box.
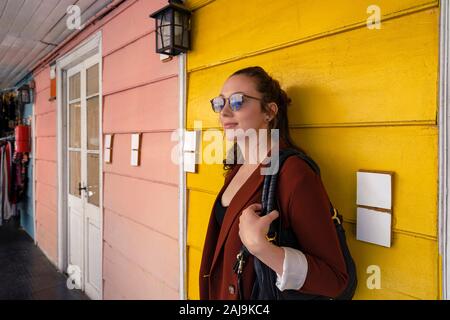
[275,246,308,291]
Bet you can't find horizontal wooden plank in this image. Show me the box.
[103,243,179,299]
[186,0,438,70]
[185,0,213,10]
[187,125,437,237]
[34,88,55,115]
[187,8,438,128]
[103,280,126,300]
[104,172,179,240]
[103,132,179,186]
[187,246,202,300]
[35,159,57,188]
[187,190,217,250]
[186,221,437,300]
[36,136,56,162]
[35,223,57,264]
[36,111,56,137]
[103,77,179,132]
[345,223,438,299]
[102,34,178,95]
[102,0,167,55]
[35,182,57,209]
[35,202,57,238]
[103,209,179,290]
[290,125,437,238]
[34,66,50,94]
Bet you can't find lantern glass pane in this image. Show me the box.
[183,14,189,48]
[174,11,183,47]
[159,10,172,50]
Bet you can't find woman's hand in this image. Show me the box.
[238,203,279,255]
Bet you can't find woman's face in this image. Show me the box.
[219,75,269,140]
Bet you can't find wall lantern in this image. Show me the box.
[18,85,31,104]
[149,0,191,56]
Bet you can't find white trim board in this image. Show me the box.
[439,0,450,301]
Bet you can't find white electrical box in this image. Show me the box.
[356,170,394,247]
[357,171,392,210]
[131,133,141,166]
[183,130,200,173]
[357,207,392,247]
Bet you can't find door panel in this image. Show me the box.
[66,56,102,300]
[84,217,102,298]
[68,204,83,288]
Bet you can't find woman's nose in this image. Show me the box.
[220,99,233,117]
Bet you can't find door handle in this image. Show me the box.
[78,182,87,196]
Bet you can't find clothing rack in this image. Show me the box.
[0,135,14,142]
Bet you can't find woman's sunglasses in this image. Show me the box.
[210,93,262,113]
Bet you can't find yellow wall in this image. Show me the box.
[185,0,440,300]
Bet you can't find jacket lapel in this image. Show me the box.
[208,139,289,275]
[210,161,266,272]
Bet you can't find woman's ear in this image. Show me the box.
[267,102,278,121]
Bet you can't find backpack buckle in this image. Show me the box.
[265,232,277,243]
[332,207,342,225]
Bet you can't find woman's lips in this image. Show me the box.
[223,123,238,129]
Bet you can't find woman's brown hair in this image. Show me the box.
[223,66,305,176]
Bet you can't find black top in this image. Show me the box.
[214,197,228,226]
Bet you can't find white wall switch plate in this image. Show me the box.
[184,130,200,152]
[184,152,197,173]
[357,171,392,210]
[357,207,392,247]
[104,148,111,163]
[131,133,140,150]
[105,134,112,148]
[131,150,139,166]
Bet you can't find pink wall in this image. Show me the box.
[34,66,58,263]
[32,0,179,299]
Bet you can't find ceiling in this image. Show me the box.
[0,0,113,90]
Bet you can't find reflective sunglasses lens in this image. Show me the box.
[230,94,244,111]
[211,97,225,113]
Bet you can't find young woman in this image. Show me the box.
[199,66,349,300]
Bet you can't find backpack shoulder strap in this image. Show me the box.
[278,148,321,176]
[263,148,321,215]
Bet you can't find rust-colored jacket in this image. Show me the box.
[199,144,349,300]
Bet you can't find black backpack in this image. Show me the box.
[233,148,357,300]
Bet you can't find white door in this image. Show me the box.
[67,55,102,300]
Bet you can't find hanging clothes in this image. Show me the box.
[0,144,2,227]
[12,151,27,204]
[0,93,17,137]
[0,141,17,225]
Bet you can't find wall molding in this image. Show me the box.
[439,0,450,301]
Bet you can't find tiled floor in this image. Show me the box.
[0,217,89,300]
